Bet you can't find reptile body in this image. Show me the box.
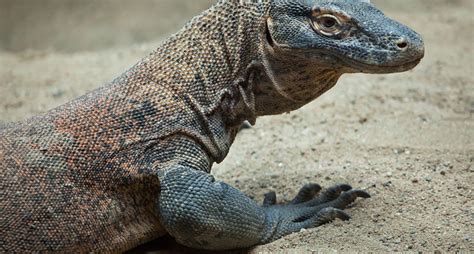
[0,0,424,252]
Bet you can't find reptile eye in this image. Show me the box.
[321,16,337,29]
[312,14,343,36]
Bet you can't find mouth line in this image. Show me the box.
[340,56,423,72]
[277,46,423,73]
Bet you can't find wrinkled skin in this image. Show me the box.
[0,0,424,252]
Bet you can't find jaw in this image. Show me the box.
[276,47,424,75]
[256,40,343,116]
[340,57,423,74]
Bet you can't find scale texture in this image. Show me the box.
[0,0,424,252]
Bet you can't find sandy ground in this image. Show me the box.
[1,0,473,252]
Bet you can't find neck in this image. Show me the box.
[254,44,343,116]
[142,0,269,115]
[133,0,270,163]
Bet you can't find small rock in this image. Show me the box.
[51,88,64,98]
[412,179,419,183]
[424,176,432,182]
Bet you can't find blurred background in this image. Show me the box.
[0,0,215,52]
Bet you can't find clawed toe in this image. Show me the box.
[353,189,371,199]
[323,189,371,210]
[313,207,351,226]
[263,191,277,206]
[325,184,353,199]
[290,183,322,204]
[339,184,352,192]
[262,183,370,243]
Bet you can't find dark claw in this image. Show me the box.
[263,191,277,206]
[313,208,351,226]
[333,209,351,221]
[339,184,353,192]
[354,190,371,199]
[331,189,371,209]
[325,184,352,199]
[343,189,371,200]
[290,183,321,204]
[305,184,352,206]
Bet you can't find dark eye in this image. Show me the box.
[321,16,337,29]
[313,14,343,36]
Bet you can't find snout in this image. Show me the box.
[389,32,425,66]
[361,27,425,74]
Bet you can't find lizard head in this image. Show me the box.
[254,0,425,115]
[264,0,425,74]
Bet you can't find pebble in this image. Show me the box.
[51,88,64,98]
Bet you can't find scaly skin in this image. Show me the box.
[0,0,424,252]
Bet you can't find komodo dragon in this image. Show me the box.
[0,0,424,252]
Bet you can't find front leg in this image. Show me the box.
[158,166,370,250]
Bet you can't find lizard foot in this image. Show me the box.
[159,167,370,249]
[261,184,370,242]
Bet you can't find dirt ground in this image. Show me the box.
[0,0,472,252]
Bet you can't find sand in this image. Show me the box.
[0,0,472,252]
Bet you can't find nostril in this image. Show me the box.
[397,42,408,49]
[396,39,408,50]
